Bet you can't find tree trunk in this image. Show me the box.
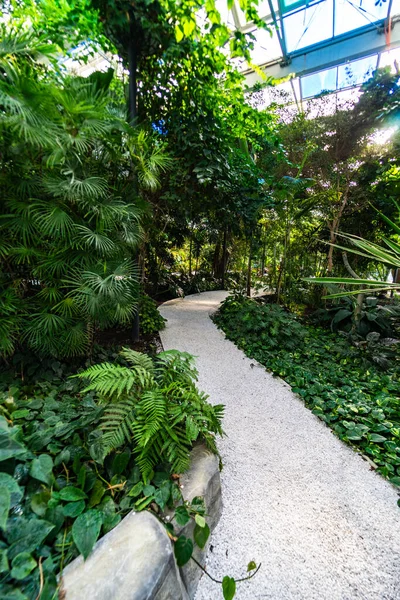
[189,232,193,277]
[213,239,221,278]
[342,252,364,333]
[128,17,140,343]
[246,235,253,298]
[221,226,227,289]
[327,180,349,273]
[260,227,267,279]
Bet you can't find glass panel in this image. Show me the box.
[334,0,387,37]
[279,0,309,14]
[379,47,400,72]
[257,0,275,19]
[249,26,283,64]
[301,66,337,98]
[337,54,378,88]
[283,0,333,52]
[391,0,400,17]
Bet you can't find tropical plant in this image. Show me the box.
[0,344,227,599]
[305,205,400,299]
[138,294,166,335]
[77,348,224,477]
[0,27,171,358]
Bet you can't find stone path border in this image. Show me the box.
[159,291,400,600]
[62,444,221,600]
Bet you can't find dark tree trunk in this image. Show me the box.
[128,17,140,343]
[246,234,253,298]
[221,227,227,289]
[261,226,267,278]
[213,239,221,278]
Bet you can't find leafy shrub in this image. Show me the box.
[215,294,306,354]
[215,295,400,488]
[77,348,224,477]
[0,349,223,598]
[311,296,400,337]
[139,295,166,335]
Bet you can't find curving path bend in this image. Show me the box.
[159,291,400,600]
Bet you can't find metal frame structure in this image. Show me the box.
[224,0,400,99]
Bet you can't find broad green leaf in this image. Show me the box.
[174,506,190,526]
[31,490,51,517]
[175,25,184,42]
[370,434,387,443]
[63,500,86,518]
[194,523,210,549]
[88,481,106,508]
[72,510,102,560]
[0,473,22,508]
[0,430,26,462]
[30,454,54,485]
[222,576,236,600]
[6,517,55,559]
[11,552,36,580]
[390,477,400,486]
[128,481,144,497]
[111,450,130,476]
[98,497,120,534]
[59,486,87,501]
[0,548,9,573]
[0,487,10,530]
[174,536,193,567]
[143,484,155,497]
[12,410,30,420]
[154,483,171,510]
[194,514,206,528]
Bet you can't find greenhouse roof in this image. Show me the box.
[223,0,400,101]
[63,1,400,105]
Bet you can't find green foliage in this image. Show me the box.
[0,345,223,598]
[306,203,400,298]
[77,348,224,478]
[312,296,400,338]
[215,293,306,352]
[139,295,166,335]
[0,28,173,359]
[215,295,400,487]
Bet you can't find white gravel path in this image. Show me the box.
[159,291,400,600]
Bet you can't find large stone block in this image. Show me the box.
[61,511,189,600]
[62,444,221,600]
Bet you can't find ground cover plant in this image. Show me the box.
[214,294,400,489]
[0,348,224,599]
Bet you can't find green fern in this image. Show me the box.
[78,349,224,477]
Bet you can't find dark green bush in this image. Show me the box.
[139,295,167,335]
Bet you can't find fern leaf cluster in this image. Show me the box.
[79,348,224,478]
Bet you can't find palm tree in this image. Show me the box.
[0,25,172,358]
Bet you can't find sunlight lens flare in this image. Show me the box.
[372,126,398,145]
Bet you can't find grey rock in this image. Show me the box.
[62,511,188,600]
[62,443,221,600]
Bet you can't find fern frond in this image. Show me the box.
[77,363,153,397]
[120,348,154,373]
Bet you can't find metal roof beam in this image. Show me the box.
[243,17,400,85]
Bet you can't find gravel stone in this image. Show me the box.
[159,291,400,600]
